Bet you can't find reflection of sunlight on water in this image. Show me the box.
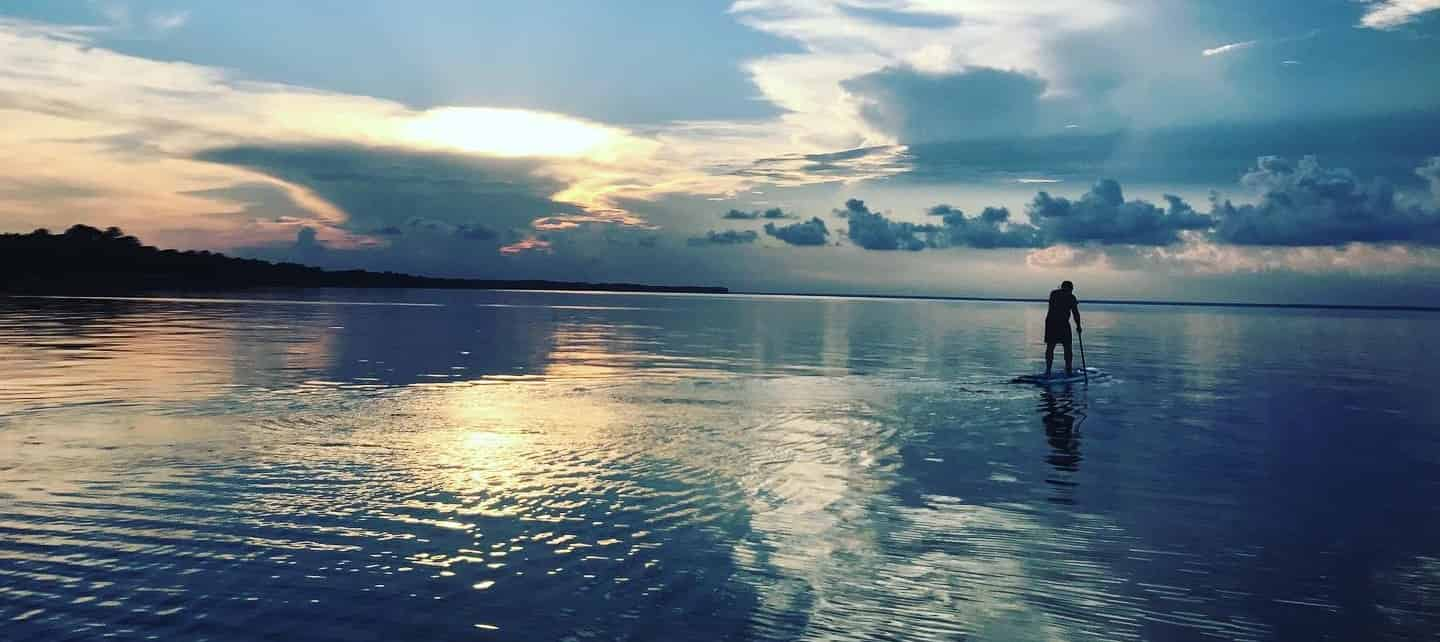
[0,300,338,414]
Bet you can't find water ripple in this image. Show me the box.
[3,293,1439,640]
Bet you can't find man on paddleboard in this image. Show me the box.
[1045,281,1082,377]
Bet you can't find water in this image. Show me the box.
[2,290,1438,641]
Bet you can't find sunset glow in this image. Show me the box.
[395,107,628,159]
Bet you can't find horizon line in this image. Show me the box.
[478,287,1440,313]
[722,290,1440,313]
[7,289,1438,314]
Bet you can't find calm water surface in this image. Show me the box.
[1,290,1438,641]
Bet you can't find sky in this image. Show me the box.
[3,0,1440,304]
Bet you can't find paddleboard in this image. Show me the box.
[1011,367,1106,385]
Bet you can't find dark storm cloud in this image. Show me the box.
[831,201,1040,251]
[840,199,931,250]
[896,112,1440,187]
[1027,180,1212,245]
[392,217,497,241]
[687,230,760,246]
[833,198,866,218]
[1210,156,1440,246]
[800,156,1440,255]
[195,145,578,239]
[764,217,830,246]
[927,205,1043,248]
[181,181,319,223]
[841,65,1047,143]
[723,207,792,220]
[295,226,319,248]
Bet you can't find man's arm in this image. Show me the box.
[1072,298,1082,332]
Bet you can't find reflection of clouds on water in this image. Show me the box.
[702,378,1136,641]
[0,298,337,414]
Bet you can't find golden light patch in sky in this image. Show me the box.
[395,107,628,159]
[499,238,553,255]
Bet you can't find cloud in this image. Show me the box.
[147,10,189,33]
[1209,155,1440,246]
[295,225,319,248]
[841,65,1048,143]
[899,112,1440,187]
[736,145,910,185]
[499,238,552,255]
[840,199,930,250]
[1024,157,1440,273]
[456,223,498,240]
[928,205,1043,249]
[687,230,760,246]
[194,145,583,246]
[531,209,653,231]
[1026,180,1212,245]
[835,4,961,29]
[723,207,791,220]
[826,200,1041,251]
[731,0,1127,147]
[174,180,370,244]
[1201,40,1258,57]
[1201,31,1320,59]
[764,216,831,246]
[1359,0,1440,29]
[1418,156,1440,202]
[1024,235,1440,275]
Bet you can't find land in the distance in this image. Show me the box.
[0,225,727,295]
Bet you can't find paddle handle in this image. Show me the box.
[1078,326,1088,382]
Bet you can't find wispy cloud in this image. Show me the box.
[146,10,190,33]
[1359,0,1440,29]
[87,2,189,36]
[1201,39,1258,57]
[499,238,552,255]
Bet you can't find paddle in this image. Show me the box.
[1078,326,1088,383]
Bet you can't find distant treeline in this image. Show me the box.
[0,225,727,295]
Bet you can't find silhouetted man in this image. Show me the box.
[1045,280,1082,377]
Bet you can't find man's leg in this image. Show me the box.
[1045,342,1055,375]
[1063,340,1073,375]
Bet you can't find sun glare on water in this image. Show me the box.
[397,107,624,158]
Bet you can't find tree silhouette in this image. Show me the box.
[0,225,725,295]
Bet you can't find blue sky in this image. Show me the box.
[2,1,1439,303]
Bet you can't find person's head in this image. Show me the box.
[1060,280,1074,292]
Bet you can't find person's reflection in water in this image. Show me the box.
[1040,391,1084,504]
